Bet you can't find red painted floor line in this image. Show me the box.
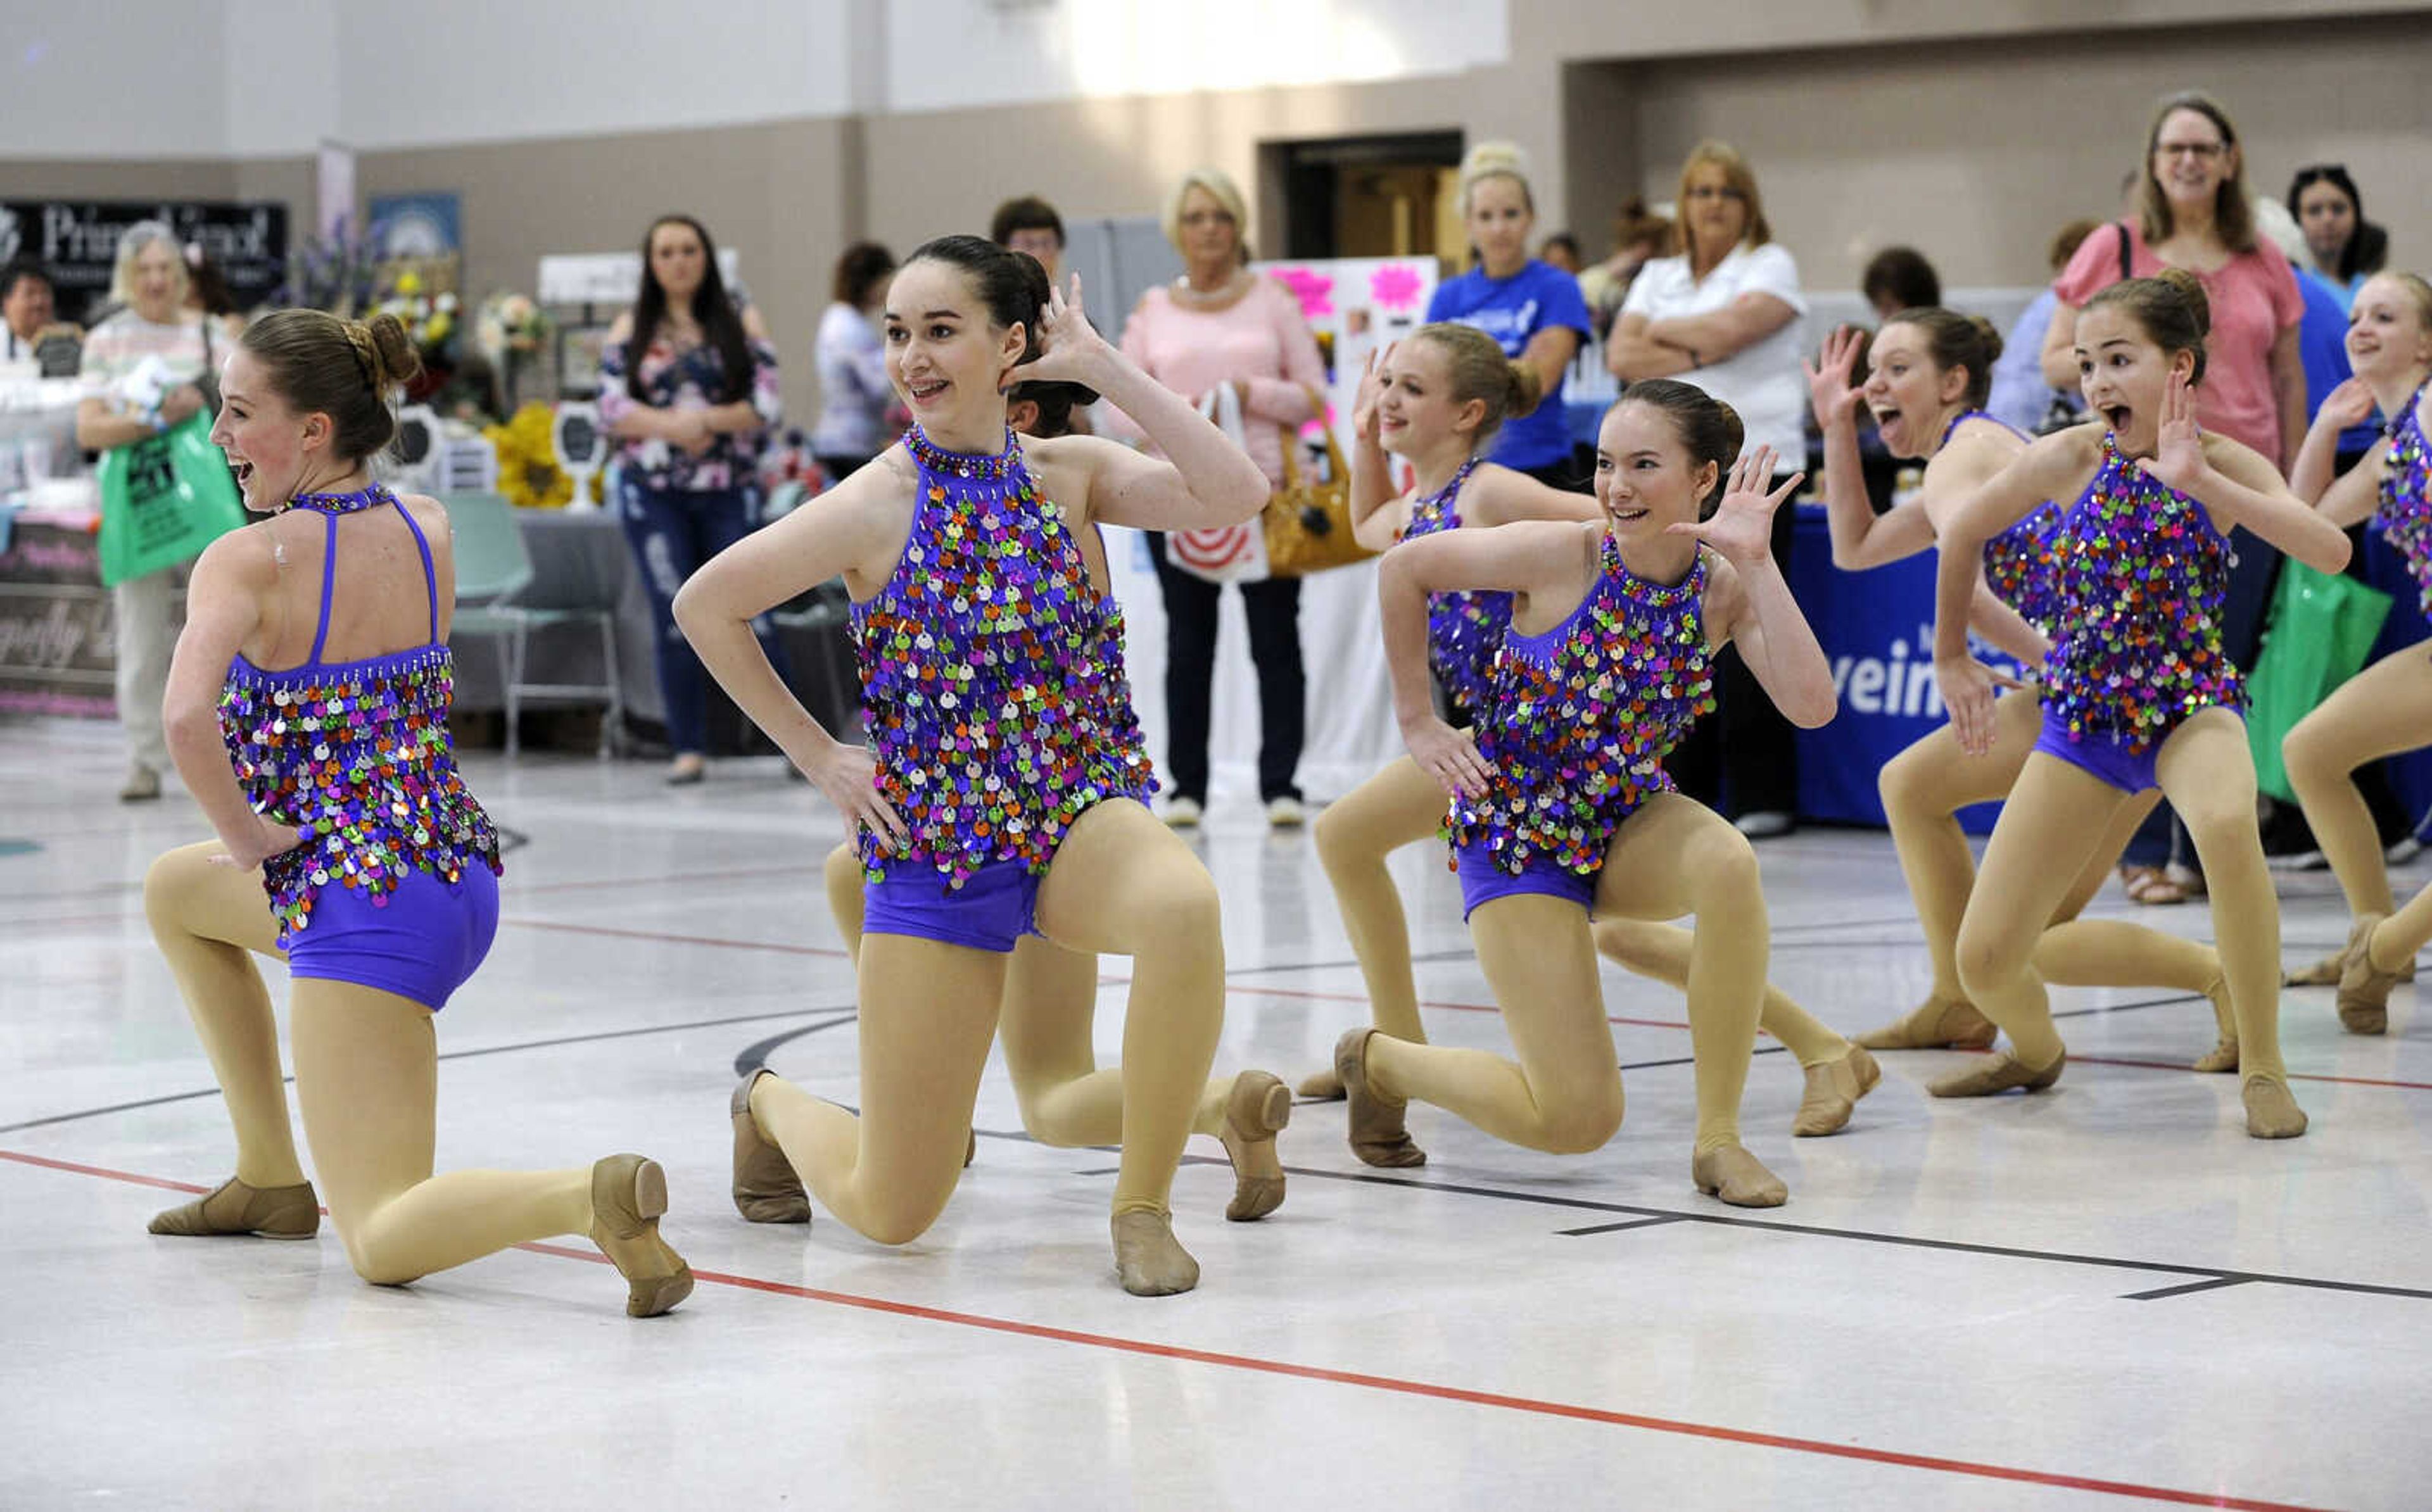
[499,918,848,958]
[1212,983,1695,1031]
[511,863,828,895]
[2065,1053,2432,1093]
[1,1147,2329,1512]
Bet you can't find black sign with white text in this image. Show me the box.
[0,200,289,325]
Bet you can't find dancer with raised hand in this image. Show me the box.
[676,237,1270,1295]
[1930,272,2349,1138]
[145,309,690,1316]
[1809,313,2242,1071]
[1300,328,1877,1151]
[806,375,1295,1228]
[2279,272,2432,1029]
[1335,381,1836,1206]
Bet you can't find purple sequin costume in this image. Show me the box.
[2038,431,2240,757]
[217,484,502,947]
[850,425,1155,888]
[1396,455,1504,717]
[1450,532,1715,881]
[1945,410,2068,636]
[2372,381,2432,615]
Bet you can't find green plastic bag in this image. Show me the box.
[96,412,248,588]
[2246,560,2392,802]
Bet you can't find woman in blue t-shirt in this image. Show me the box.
[1424,143,1593,490]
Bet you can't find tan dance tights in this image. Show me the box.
[820,840,1249,1159]
[2285,647,2432,929]
[1362,793,1767,1156]
[1953,709,2286,1082]
[144,841,594,1283]
[758,800,1225,1243]
[1318,755,1849,1068]
[1880,691,2224,1007]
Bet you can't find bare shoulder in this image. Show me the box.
[606,310,636,341]
[1931,422,2026,484]
[2198,431,2283,490]
[738,304,771,341]
[194,515,282,589]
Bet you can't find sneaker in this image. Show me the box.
[2387,837,2424,866]
[1160,795,1203,829]
[118,764,161,802]
[1732,810,1792,840]
[2266,848,2327,873]
[1265,795,1306,828]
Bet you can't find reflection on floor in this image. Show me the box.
[4,717,2425,1511]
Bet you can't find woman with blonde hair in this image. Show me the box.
[77,220,223,802]
[1606,141,1810,839]
[1113,167,1326,828]
[1424,143,1594,489]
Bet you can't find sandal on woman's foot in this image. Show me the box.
[730,1069,812,1224]
[1295,1065,1344,1101]
[2241,1075,2308,1139]
[2337,913,2403,1035]
[1852,997,1996,1051]
[2118,864,2188,906]
[148,1176,320,1239]
[1927,1050,2065,1098]
[1334,1028,1425,1168]
[1690,1145,1787,1207]
[1110,1210,1199,1296]
[2191,977,2239,1073]
[592,1154,692,1318]
[1793,1045,1880,1137]
[1217,1071,1291,1222]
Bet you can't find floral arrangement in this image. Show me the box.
[483,402,574,509]
[372,267,459,358]
[275,216,384,316]
[474,292,552,369]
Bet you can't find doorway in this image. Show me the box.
[1267,132,1466,263]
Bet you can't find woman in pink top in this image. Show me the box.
[1120,167,1327,829]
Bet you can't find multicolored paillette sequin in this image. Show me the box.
[1939,410,2067,636]
[217,484,502,945]
[851,425,1154,888]
[1450,531,1714,881]
[2038,431,2240,757]
[2372,381,2432,615]
[1396,454,1507,718]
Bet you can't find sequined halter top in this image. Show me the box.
[1451,531,1715,881]
[849,425,1154,889]
[1944,409,2068,636]
[2039,432,2241,755]
[217,484,502,943]
[2372,381,2432,615]
[1396,455,1506,718]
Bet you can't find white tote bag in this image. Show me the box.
[1166,382,1270,584]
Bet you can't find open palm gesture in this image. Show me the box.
[1352,341,1398,447]
[1666,446,1802,568]
[1004,273,1115,391]
[1802,325,1866,431]
[2134,370,2207,495]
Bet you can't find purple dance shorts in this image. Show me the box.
[863,855,1042,954]
[284,865,500,1012]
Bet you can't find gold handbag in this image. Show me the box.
[1261,405,1374,578]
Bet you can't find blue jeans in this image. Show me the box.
[616,477,791,755]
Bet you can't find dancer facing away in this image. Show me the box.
[1336,381,1837,1206]
[811,374,1296,1227]
[146,310,690,1316]
[2279,272,2432,1028]
[1930,271,2349,1138]
[674,237,1270,1295]
[1808,312,2242,1071]
[1300,326,1878,1150]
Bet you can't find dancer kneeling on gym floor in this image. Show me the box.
[674,237,1270,1295]
[1336,380,1837,1207]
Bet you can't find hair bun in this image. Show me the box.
[360,312,424,391]
[2152,267,2212,337]
[1966,313,2006,366]
[1506,358,1545,418]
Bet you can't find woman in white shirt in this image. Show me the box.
[810,242,897,482]
[1606,141,1809,836]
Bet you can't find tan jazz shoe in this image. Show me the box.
[1334,1028,1425,1168]
[1792,1044,1880,1137]
[1294,1065,1345,1101]
[1927,1049,2065,1099]
[1111,1210,1200,1296]
[148,1176,320,1239]
[1217,1071,1292,1222]
[2336,914,2404,1035]
[1851,997,1998,1051]
[1690,1145,1787,1207]
[2289,943,2411,988]
[730,1069,812,1224]
[591,1154,692,1318]
[2241,1075,2308,1139]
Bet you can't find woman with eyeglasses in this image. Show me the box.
[1606,141,1809,840]
[2287,166,2389,315]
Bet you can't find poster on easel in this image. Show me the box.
[1250,256,1440,491]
